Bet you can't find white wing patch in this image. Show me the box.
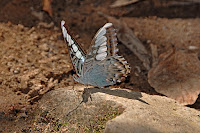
[97,45,107,54]
[72,44,78,52]
[75,50,82,58]
[95,36,107,47]
[96,52,107,60]
[93,23,114,61]
[96,28,106,40]
[103,23,113,28]
[61,21,83,59]
[61,21,68,37]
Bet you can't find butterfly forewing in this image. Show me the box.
[83,23,119,72]
[61,21,86,76]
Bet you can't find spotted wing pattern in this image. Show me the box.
[61,21,86,76]
[83,23,118,70]
[84,23,130,84]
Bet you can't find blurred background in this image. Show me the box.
[0,0,200,132]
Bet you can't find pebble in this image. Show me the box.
[30,33,39,40]
[50,36,54,41]
[17,112,28,118]
[13,68,20,74]
[27,27,35,34]
[188,45,199,50]
[17,24,24,31]
[147,40,151,44]
[39,43,49,52]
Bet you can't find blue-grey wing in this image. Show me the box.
[82,56,130,87]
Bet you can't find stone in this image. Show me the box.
[38,86,200,133]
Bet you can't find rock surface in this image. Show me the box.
[38,86,200,133]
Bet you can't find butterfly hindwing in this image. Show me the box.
[103,56,130,83]
[61,21,86,76]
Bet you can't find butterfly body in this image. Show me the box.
[61,21,130,87]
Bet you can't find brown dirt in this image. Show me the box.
[0,0,200,132]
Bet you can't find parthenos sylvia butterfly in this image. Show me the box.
[61,21,130,87]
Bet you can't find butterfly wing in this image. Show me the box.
[84,23,130,84]
[83,23,118,70]
[61,21,86,77]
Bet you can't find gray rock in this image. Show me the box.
[104,93,200,133]
[38,86,200,133]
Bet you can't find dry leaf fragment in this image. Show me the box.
[42,0,53,17]
[110,0,139,8]
[148,48,200,105]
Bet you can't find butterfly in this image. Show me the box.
[61,20,130,87]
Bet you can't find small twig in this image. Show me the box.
[150,43,158,68]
